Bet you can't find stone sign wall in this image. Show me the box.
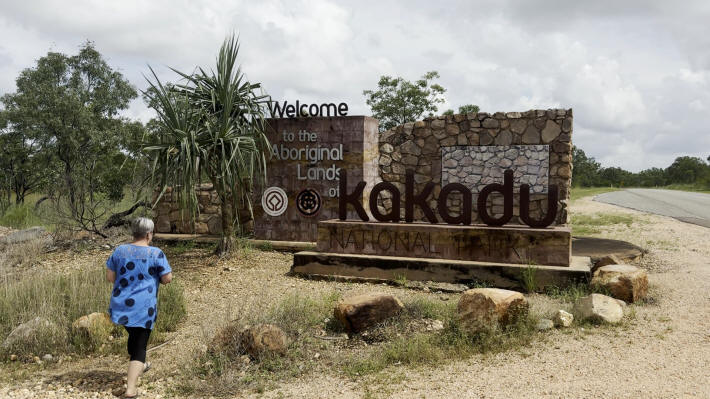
[155,108,573,238]
[252,116,379,241]
[378,109,572,225]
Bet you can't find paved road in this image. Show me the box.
[594,188,710,228]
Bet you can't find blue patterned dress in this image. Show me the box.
[106,244,172,330]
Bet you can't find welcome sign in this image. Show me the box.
[253,116,379,241]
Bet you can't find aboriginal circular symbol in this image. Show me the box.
[296,188,321,217]
[262,187,288,217]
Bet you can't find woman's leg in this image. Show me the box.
[124,327,152,397]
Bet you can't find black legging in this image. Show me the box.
[125,327,152,363]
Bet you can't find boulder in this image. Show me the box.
[592,254,622,272]
[2,317,59,350]
[553,310,574,328]
[71,312,113,340]
[592,264,648,303]
[334,293,404,333]
[240,324,289,358]
[457,288,529,331]
[573,294,623,324]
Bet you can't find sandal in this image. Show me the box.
[143,362,152,374]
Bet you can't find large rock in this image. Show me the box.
[553,310,574,327]
[2,317,59,350]
[72,312,113,340]
[334,293,404,333]
[240,324,289,358]
[573,294,623,324]
[592,264,648,303]
[457,288,528,330]
[592,254,622,272]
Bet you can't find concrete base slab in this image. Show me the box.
[572,236,645,264]
[292,251,591,289]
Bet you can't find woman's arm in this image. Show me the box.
[106,269,116,283]
[160,272,173,285]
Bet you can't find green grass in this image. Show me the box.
[0,268,186,360]
[342,314,538,377]
[570,212,637,235]
[0,190,148,232]
[543,283,610,303]
[569,187,619,203]
[521,264,539,293]
[167,241,196,255]
[0,203,45,230]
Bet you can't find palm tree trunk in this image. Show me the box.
[216,198,235,256]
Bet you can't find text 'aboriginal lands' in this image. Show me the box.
[273,130,343,192]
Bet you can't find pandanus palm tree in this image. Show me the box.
[143,36,271,255]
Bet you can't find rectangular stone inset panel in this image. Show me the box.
[317,219,571,266]
[441,145,549,193]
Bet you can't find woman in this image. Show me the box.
[106,217,173,398]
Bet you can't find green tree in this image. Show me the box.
[598,167,637,187]
[144,36,271,256]
[2,42,146,234]
[1,42,141,234]
[665,156,708,184]
[443,104,480,116]
[363,71,446,132]
[571,146,602,187]
[637,167,667,187]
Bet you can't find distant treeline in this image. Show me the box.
[572,147,710,189]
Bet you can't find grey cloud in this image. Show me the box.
[0,0,708,171]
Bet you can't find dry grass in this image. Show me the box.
[0,236,52,271]
[175,293,545,396]
[0,267,186,360]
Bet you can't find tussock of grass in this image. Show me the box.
[571,212,637,235]
[543,283,610,303]
[343,315,538,377]
[0,268,186,359]
[521,264,539,293]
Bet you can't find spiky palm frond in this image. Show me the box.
[143,35,271,236]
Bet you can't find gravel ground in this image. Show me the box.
[1,196,709,398]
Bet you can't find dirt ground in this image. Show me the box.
[1,196,709,398]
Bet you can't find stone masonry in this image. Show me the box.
[153,184,224,235]
[155,109,573,235]
[442,145,550,193]
[378,109,572,225]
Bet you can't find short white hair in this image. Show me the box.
[131,217,154,239]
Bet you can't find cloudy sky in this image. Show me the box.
[1,0,708,171]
